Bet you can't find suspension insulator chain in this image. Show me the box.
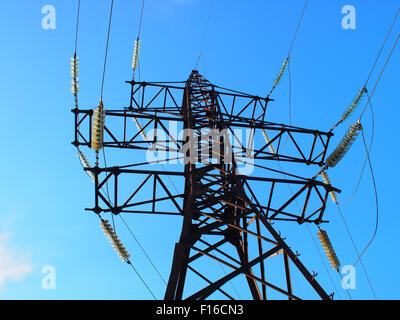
[70,56,80,94]
[100,219,131,262]
[132,39,141,71]
[273,57,289,89]
[78,149,95,181]
[320,171,338,204]
[133,117,148,141]
[326,122,362,168]
[262,129,276,154]
[91,100,105,151]
[341,87,367,122]
[317,229,341,271]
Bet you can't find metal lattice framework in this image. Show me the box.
[72,70,339,300]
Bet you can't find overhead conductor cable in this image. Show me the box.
[71,0,81,109]
[267,0,308,97]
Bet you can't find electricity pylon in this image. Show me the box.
[73,70,338,300]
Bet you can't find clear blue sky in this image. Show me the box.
[0,0,399,300]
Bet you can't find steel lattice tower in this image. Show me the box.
[73,70,338,300]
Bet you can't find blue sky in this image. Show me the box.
[0,0,399,300]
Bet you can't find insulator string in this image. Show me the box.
[99,151,167,291]
[261,129,276,154]
[100,218,131,262]
[320,171,338,204]
[335,204,377,299]
[259,130,342,298]
[338,92,375,206]
[94,0,164,298]
[71,0,81,110]
[70,56,80,95]
[271,153,343,298]
[91,101,105,152]
[100,217,158,299]
[317,227,355,300]
[304,224,342,299]
[330,7,399,132]
[341,87,367,123]
[326,122,362,168]
[77,149,95,181]
[317,229,340,271]
[131,0,145,81]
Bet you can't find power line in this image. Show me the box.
[100,0,115,100]
[338,91,375,206]
[287,58,292,126]
[127,260,158,300]
[267,0,308,97]
[359,27,400,120]
[353,129,379,267]
[119,214,167,286]
[330,7,399,132]
[73,0,81,55]
[137,0,145,39]
[335,204,377,299]
[101,149,166,295]
[195,0,214,70]
[100,152,167,290]
[72,0,82,110]
[276,162,343,299]
[347,28,398,266]
[364,7,400,87]
[288,0,309,56]
[304,224,343,300]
